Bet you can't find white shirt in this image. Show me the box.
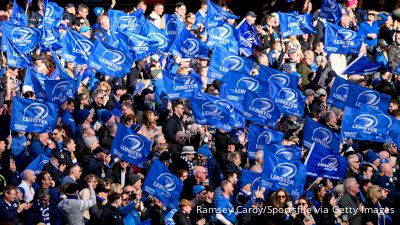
[18,180,35,203]
[149,11,162,29]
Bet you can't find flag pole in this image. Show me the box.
[304,142,315,166]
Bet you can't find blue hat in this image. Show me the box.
[76,109,90,124]
[380,158,390,164]
[239,175,253,188]
[367,150,379,164]
[197,144,212,158]
[100,110,113,123]
[111,108,122,118]
[193,185,206,196]
[93,7,104,17]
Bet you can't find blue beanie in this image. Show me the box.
[197,144,212,158]
[93,7,104,17]
[76,109,90,124]
[367,150,379,164]
[193,185,206,196]
[100,110,113,123]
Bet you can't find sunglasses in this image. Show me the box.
[277,195,286,198]
[368,13,375,16]
[299,202,307,206]
[122,198,129,201]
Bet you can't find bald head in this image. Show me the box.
[23,170,36,184]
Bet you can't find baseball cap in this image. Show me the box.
[316,88,327,97]
[246,11,257,17]
[304,89,317,97]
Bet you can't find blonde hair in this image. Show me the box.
[366,185,381,200]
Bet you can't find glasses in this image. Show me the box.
[122,198,129,201]
[368,13,375,16]
[352,161,360,164]
[121,160,128,163]
[299,202,307,206]
[277,195,286,198]
[97,96,105,100]
[101,89,108,92]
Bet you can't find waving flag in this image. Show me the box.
[61,29,94,64]
[41,27,63,51]
[261,144,302,161]
[258,65,300,89]
[236,19,261,57]
[10,0,28,26]
[268,80,305,117]
[248,124,284,159]
[327,76,349,109]
[305,143,347,180]
[1,22,41,53]
[6,38,33,68]
[143,160,183,209]
[169,28,208,58]
[243,90,281,127]
[189,95,232,131]
[23,69,47,100]
[162,70,202,99]
[207,22,240,54]
[324,22,363,54]
[241,169,261,192]
[345,82,390,111]
[164,14,185,41]
[261,150,306,199]
[206,0,239,28]
[207,48,254,80]
[109,9,145,34]
[223,71,263,102]
[140,19,170,52]
[44,79,75,105]
[11,97,58,133]
[125,33,159,60]
[279,12,316,38]
[88,40,134,77]
[319,0,342,23]
[343,56,385,75]
[43,2,64,29]
[111,124,151,167]
[25,154,50,175]
[303,117,340,152]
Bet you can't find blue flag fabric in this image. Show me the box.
[206,0,239,28]
[207,22,240,54]
[207,48,254,80]
[111,124,151,167]
[305,143,347,180]
[140,19,170,52]
[23,68,47,100]
[268,80,305,117]
[243,90,281,127]
[261,150,306,199]
[319,0,342,23]
[43,2,64,29]
[6,38,33,68]
[345,82,390,111]
[162,70,202,99]
[236,19,261,57]
[11,97,58,133]
[164,14,185,41]
[223,71,262,102]
[125,33,159,60]
[25,154,50,175]
[324,22,363,55]
[1,22,41,53]
[279,12,316,39]
[44,79,75,105]
[247,124,284,159]
[189,95,232,131]
[88,40,134,77]
[240,169,261,191]
[41,27,63,51]
[259,65,300,89]
[143,159,183,209]
[261,144,302,161]
[303,117,340,152]
[10,0,28,26]
[61,29,94,64]
[343,56,385,75]
[327,76,349,109]
[169,29,208,58]
[109,9,145,34]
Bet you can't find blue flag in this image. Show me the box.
[279,12,316,38]
[23,68,47,100]
[61,29,94,64]
[258,65,300,89]
[41,27,63,51]
[25,154,50,175]
[261,144,302,161]
[324,22,363,55]
[10,0,28,26]
[343,56,385,75]
[111,124,151,167]
[268,80,305,117]
[305,143,347,180]
[164,14,185,41]
[140,19,170,52]
[261,150,306,199]
[109,9,145,34]
[345,82,390,111]
[189,95,232,131]
[11,97,58,133]
[223,71,262,102]
[206,0,239,28]
[6,38,33,68]
[44,79,75,105]
[143,160,183,209]
[43,2,64,29]
[303,117,340,152]
[88,40,134,77]
[327,76,349,109]
[169,29,208,58]
[125,32,159,60]
[1,22,41,53]
[236,19,261,57]
[162,70,202,99]
[243,90,281,127]
[319,0,342,23]
[207,22,240,54]
[240,169,261,191]
[207,48,254,80]
[247,124,284,159]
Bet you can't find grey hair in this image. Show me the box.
[227,152,239,163]
[343,178,356,193]
[254,150,263,163]
[347,154,358,165]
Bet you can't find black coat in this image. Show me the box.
[163,114,184,144]
[150,204,165,225]
[173,210,192,225]
[101,204,123,225]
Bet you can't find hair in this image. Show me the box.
[227,152,239,162]
[224,171,236,180]
[92,90,103,100]
[38,188,51,198]
[347,154,358,165]
[172,100,184,110]
[360,164,373,174]
[4,185,16,195]
[108,192,122,204]
[333,184,344,197]
[366,185,381,200]
[343,178,356,193]
[176,2,185,8]
[142,110,156,128]
[271,188,291,208]
[23,91,35,99]
[36,171,50,187]
[121,101,133,110]
[176,169,189,178]
[254,150,263,162]
[78,4,88,12]
[204,185,214,193]
[220,180,231,192]
[98,81,111,93]
[62,137,74,148]
[106,122,117,134]
[179,199,193,208]
[110,183,122,194]
[154,2,163,7]
[193,166,205,176]
[125,114,137,124]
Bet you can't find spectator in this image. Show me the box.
[338,178,362,225]
[18,170,36,203]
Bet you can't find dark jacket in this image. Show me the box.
[108,163,135,185]
[150,204,165,225]
[42,161,64,187]
[362,199,381,225]
[173,210,192,225]
[338,193,362,225]
[82,155,109,179]
[0,198,19,225]
[163,114,184,144]
[90,199,106,225]
[25,198,62,225]
[180,175,199,200]
[101,204,123,225]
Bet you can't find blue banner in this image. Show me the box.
[207,48,254,80]
[243,90,281,127]
[25,154,50,175]
[140,19,170,52]
[43,2,64,29]
[279,12,316,38]
[324,22,363,55]
[44,79,75,105]
[241,169,261,191]
[111,124,151,167]
[41,27,63,51]
[109,9,145,34]
[61,29,94,64]
[345,82,390,111]
[125,33,159,60]
[189,95,232,131]
[343,56,385,75]
[162,70,202,99]
[261,144,302,161]
[143,159,183,209]
[11,97,58,133]
[305,143,347,180]
[303,117,340,152]
[23,68,47,100]
[236,19,261,57]
[319,0,342,23]
[169,28,208,58]
[223,71,262,102]
[247,124,284,159]
[10,0,28,26]
[206,0,239,28]
[1,22,41,53]
[6,38,33,68]
[268,80,305,117]
[207,22,240,54]
[261,151,306,199]
[88,40,134,77]
[164,14,185,41]
[327,76,349,109]
[259,65,300,89]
